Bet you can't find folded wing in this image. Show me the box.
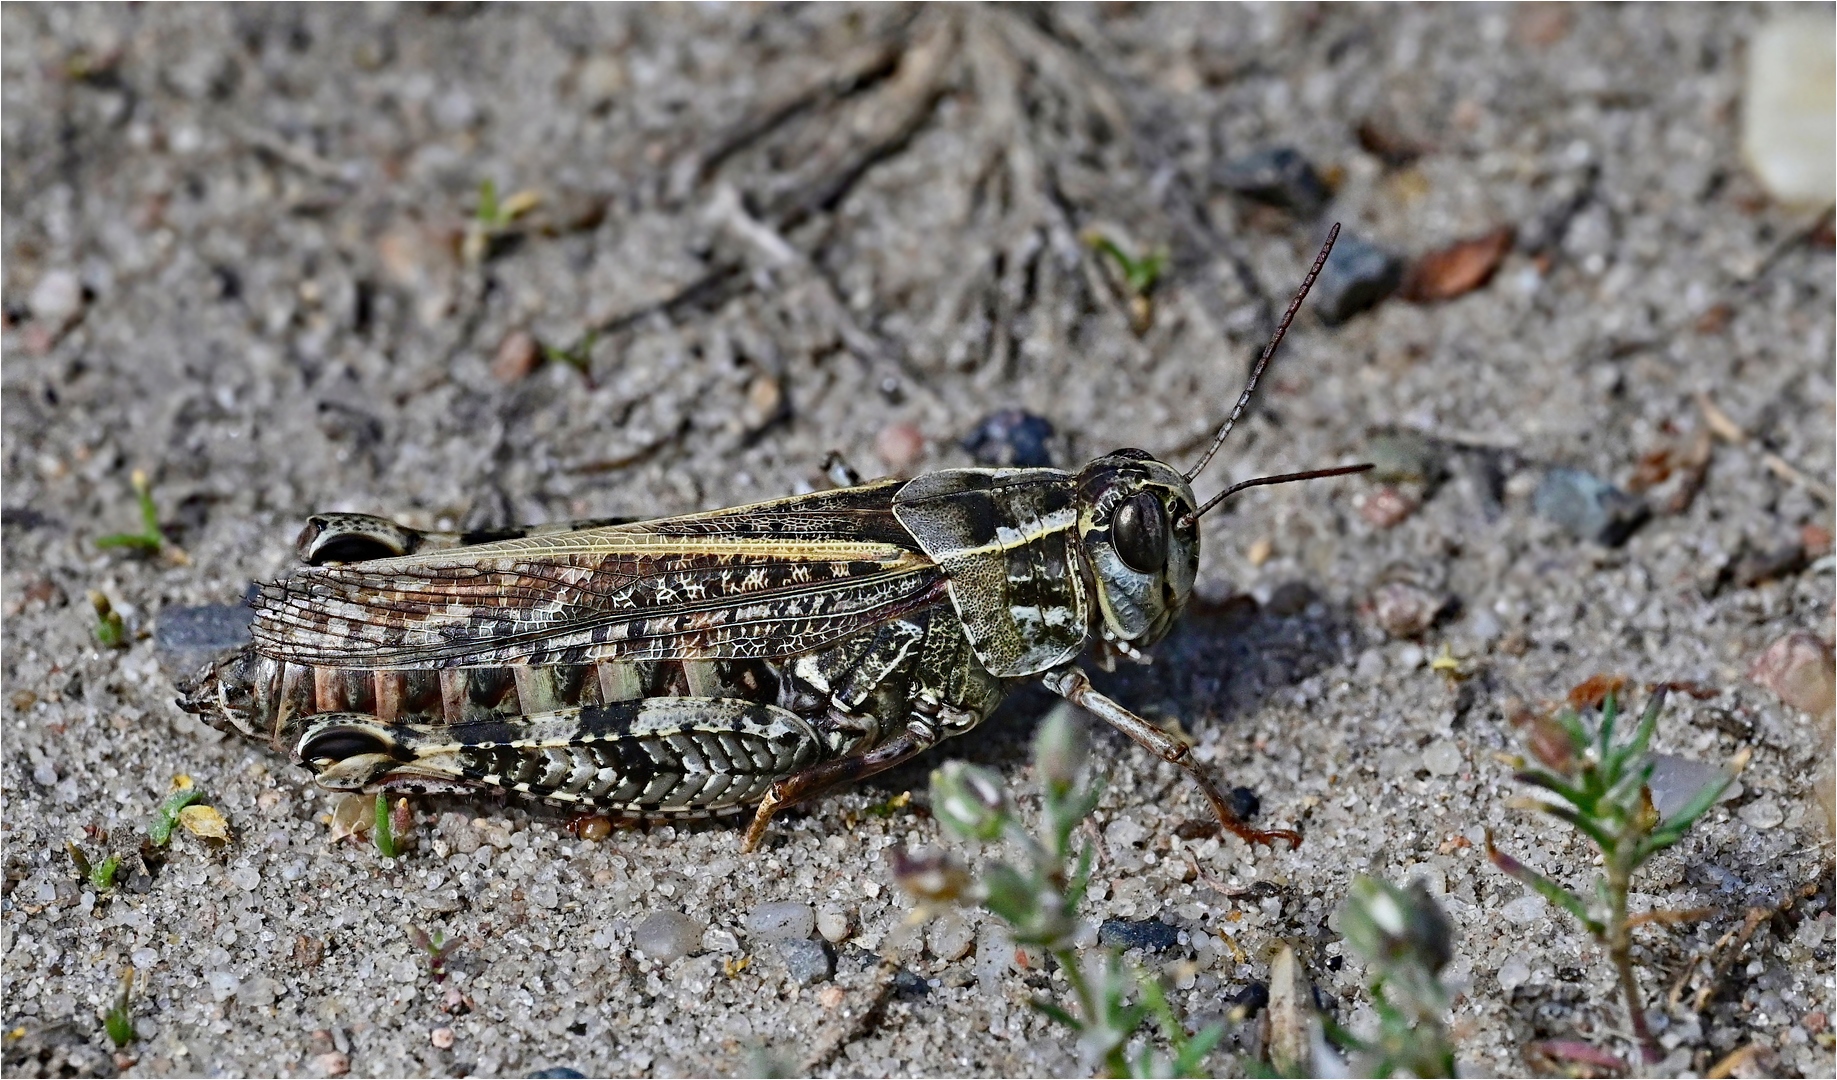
[250,482,946,669]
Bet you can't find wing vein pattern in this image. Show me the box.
[250,483,948,669]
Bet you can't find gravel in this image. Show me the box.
[744,901,818,943]
[3,5,1831,1078]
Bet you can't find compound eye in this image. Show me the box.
[1112,491,1168,574]
[299,727,392,763]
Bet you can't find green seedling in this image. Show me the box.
[540,331,598,377]
[466,178,542,264]
[147,788,203,846]
[893,709,1222,1078]
[409,925,460,982]
[95,470,164,553]
[1486,685,1747,1064]
[88,590,127,649]
[374,793,397,858]
[1085,233,1170,298]
[1331,876,1459,1078]
[104,968,136,1048]
[65,842,121,891]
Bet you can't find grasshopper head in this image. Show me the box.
[1075,450,1201,650]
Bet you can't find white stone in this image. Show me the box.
[1501,895,1545,925]
[29,270,83,325]
[1743,15,1836,206]
[1496,953,1532,992]
[1739,797,1785,830]
[1423,740,1462,777]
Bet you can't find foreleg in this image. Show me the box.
[1040,667,1301,849]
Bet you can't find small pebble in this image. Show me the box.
[701,927,740,954]
[1370,581,1444,638]
[430,1027,454,1050]
[1246,537,1274,566]
[1312,230,1403,324]
[155,604,257,677]
[29,269,84,326]
[1212,147,1331,216]
[890,967,932,1000]
[775,937,835,986]
[1228,981,1270,1018]
[206,970,242,1002]
[1739,798,1785,831]
[875,421,926,473]
[32,762,56,786]
[1741,15,1835,206]
[492,330,541,383]
[1748,631,1835,719]
[525,1070,586,1080]
[1097,917,1181,953]
[1227,786,1261,820]
[632,910,703,964]
[1358,485,1418,528]
[926,912,974,962]
[1366,431,1449,485]
[1422,740,1462,777]
[1533,467,1649,546]
[961,409,1055,468]
[577,54,627,106]
[740,373,784,431]
[1501,895,1545,925]
[744,901,816,942]
[1646,753,1736,820]
[573,815,613,842]
[1496,953,1532,992]
[816,906,851,944]
[311,1051,350,1078]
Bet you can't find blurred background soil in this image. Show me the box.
[2,4,1832,1077]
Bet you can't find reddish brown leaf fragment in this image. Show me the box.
[1567,673,1628,710]
[1401,226,1516,302]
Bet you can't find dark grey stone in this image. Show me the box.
[1213,147,1331,216]
[890,966,932,1000]
[1313,231,1404,324]
[154,603,255,675]
[773,937,835,986]
[1533,467,1650,546]
[1098,917,1181,953]
[962,409,1056,469]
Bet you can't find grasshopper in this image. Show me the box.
[177,225,1366,852]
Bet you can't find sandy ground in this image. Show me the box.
[3,4,1833,1077]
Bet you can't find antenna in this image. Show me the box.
[1184,462,1373,524]
[1181,223,1340,485]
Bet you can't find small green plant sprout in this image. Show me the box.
[890,708,1223,1079]
[94,469,164,553]
[104,968,136,1048]
[88,589,128,649]
[408,926,459,982]
[1082,230,1170,298]
[373,794,413,858]
[1082,230,1170,333]
[1485,682,1749,1064]
[146,786,204,846]
[1331,876,1459,1078]
[465,178,542,264]
[66,842,121,891]
[540,330,599,380]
